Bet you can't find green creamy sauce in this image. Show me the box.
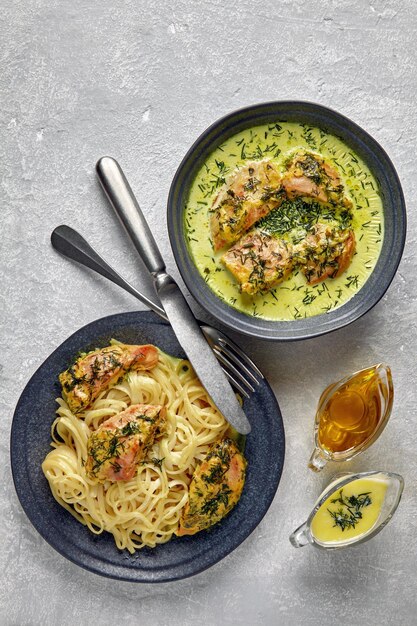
[184,122,383,321]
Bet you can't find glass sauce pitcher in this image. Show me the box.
[308,364,393,472]
[290,471,404,549]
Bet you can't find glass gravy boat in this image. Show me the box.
[290,471,404,549]
[309,364,393,472]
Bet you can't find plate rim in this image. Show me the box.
[10,310,285,582]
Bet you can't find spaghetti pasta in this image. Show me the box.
[42,347,229,553]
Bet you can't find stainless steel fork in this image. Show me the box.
[51,225,263,398]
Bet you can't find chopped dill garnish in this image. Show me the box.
[328,489,372,531]
[121,421,141,436]
[345,275,359,289]
[302,289,317,305]
[200,486,232,516]
[258,197,352,237]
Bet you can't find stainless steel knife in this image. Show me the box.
[96,156,251,435]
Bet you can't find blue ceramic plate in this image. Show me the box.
[10,311,285,582]
[168,101,406,341]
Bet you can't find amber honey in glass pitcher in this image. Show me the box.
[308,364,393,471]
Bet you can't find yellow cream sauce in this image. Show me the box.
[311,476,388,544]
[184,122,383,321]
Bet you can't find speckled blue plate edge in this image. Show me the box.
[10,311,285,583]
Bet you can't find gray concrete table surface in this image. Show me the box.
[1,0,416,624]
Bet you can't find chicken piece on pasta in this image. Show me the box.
[210,159,284,251]
[176,438,246,536]
[59,343,159,413]
[283,150,352,209]
[85,403,167,482]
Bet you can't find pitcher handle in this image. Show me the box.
[308,448,329,472]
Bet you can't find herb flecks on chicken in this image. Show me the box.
[176,438,246,536]
[295,223,356,285]
[85,403,167,482]
[217,151,355,294]
[222,231,293,295]
[210,159,283,251]
[59,343,159,413]
[282,150,352,209]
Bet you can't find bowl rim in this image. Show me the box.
[167,100,407,341]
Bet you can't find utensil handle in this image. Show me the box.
[96,156,165,277]
[51,225,168,320]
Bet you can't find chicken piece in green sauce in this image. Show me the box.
[222,230,293,295]
[283,150,352,209]
[295,223,356,285]
[210,159,283,251]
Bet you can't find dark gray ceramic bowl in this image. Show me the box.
[167,101,406,341]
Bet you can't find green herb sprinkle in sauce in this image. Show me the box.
[184,122,383,321]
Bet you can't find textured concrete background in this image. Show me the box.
[1,1,416,624]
